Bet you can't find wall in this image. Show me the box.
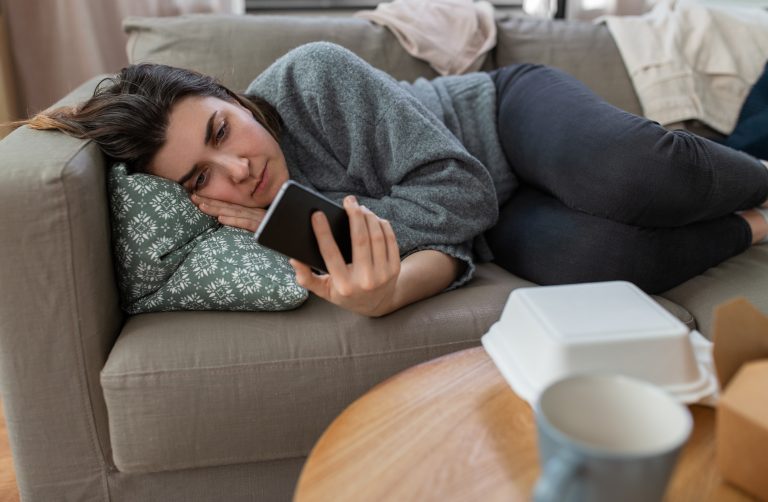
[0,0,243,120]
[0,10,17,137]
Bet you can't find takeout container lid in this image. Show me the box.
[482,281,717,405]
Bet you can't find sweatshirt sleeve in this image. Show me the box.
[246,42,499,288]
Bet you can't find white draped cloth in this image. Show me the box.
[602,0,768,134]
[355,0,497,76]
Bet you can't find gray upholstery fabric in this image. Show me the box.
[101,262,692,474]
[0,13,746,502]
[124,14,449,91]
[663,246,768,336]
[108,457,305,502]
[102,263,533,473]
[0,76,121,501]
[494,16,642,115]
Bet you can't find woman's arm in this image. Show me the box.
[381,249,464,317]
[290,195,463,317]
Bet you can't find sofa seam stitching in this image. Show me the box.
[100,339,481,381]
[62,139,115,500]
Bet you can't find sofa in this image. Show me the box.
[1,12,766,502]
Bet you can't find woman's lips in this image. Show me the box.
[252,162,269,196]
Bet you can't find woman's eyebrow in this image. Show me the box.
[203,111,217,145]
[177,111,217,185]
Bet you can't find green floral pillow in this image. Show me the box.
[107,164,307,314]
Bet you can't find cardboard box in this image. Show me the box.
[716,360,768,499]
[713,298,768,500]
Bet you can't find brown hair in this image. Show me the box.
[24,63,282,174]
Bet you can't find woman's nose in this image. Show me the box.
[223,156,249,182]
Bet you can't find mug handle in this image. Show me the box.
[533,451,582,502]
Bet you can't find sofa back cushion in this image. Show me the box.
[494,16,642,115]
[124,13,639,114]
[124,14,452,91]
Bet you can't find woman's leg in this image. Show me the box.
[484,186,753,294]
[491,65,768,227]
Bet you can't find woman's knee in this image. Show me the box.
[564,126,717,225]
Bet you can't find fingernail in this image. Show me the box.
[346,195,357,206]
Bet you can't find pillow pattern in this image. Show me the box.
[107,164,307,314]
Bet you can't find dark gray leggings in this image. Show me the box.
[485,64,768,293]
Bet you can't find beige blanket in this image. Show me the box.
[602,0,768,134]
[355,0,496,75]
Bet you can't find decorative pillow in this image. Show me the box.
[107,164,307,314]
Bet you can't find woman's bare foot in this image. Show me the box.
[739,208,768,244]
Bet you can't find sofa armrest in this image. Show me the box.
[0,76,121,500]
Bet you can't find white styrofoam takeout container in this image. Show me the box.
[481,281,718,405]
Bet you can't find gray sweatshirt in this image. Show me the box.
[246,42,517,288]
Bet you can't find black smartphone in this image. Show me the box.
[254,180,352,273]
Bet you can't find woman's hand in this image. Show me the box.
[290,195,402,317]
[190,193,266,232]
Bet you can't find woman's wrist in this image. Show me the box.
[364,250,462,317]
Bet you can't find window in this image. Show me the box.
[245,0,523,10]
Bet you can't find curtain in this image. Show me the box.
[0,0,244,118]
[0,9,16,127]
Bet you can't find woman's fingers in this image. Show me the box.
[290,259,327,295]
[294,197,402,317]
[190,193,265,231]
[192,194,241,214]
[382,218,400,274]
[217,214,263,232]
[364,208,389,281]
[347,197,373,268]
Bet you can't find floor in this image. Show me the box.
[0,401,19,502]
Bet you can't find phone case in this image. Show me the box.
[254,180,352,273]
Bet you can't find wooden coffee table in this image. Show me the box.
[294,346,756,502]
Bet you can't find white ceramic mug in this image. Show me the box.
[533,374,693,502]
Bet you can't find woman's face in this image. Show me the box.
[149,95,289,208]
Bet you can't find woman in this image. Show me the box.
[26,42,768,317]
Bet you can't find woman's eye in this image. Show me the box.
[195,170,208,189]
[215,120,228,144]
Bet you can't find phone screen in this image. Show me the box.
[254,180,352,273]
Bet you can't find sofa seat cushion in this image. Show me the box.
[101,263,694,474]
[662,246,768,338]
[101,263,531,473]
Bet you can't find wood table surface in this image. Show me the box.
[294,346,756,502]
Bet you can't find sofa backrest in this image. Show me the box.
[123,13,641,115]
[494,16,642,115]
[124,14,450,91]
